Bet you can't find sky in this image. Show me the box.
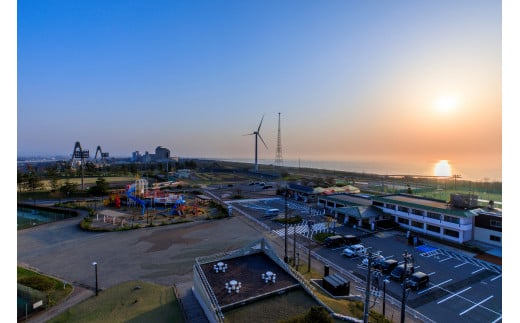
[14,0,509,181]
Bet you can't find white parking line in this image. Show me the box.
[454,261,469,268]
[459,295,494,316]
[428,272,436,276]
[417,278,451,295]
[491,315,502,323]
[437,287,472,304]
[471,267,485,274]
[438,257,452,262]
[490,274,502,282]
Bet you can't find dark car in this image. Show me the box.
[343,235,361,246]
[323,235,346,248]
[406,271,430,290]
[373,258,399,274]
[390,263,414,281]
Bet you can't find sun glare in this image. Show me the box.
[435,96,457,112]
[434,160,452,177]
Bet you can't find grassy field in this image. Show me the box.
[48,280,184,323]
[17,266,73,310]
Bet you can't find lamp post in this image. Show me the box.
[383,278,390,318]
[92,262,98,296]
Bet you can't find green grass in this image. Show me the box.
[49,280,184,323]
[17,267,73,307]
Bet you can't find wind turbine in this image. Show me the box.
[244,115,268,172]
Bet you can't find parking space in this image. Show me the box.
[226,196,502,322]
[313,228,502,322]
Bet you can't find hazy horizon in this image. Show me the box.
[17,1,503,182]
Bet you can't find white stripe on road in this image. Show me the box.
[417,278,451,295]
[459,295,494,316]
[454,261,469,268]
[490,274,502,282]
[471,267,485,274]
[438,257,452,262]
[428,272,436,276]
[437,287,472,304]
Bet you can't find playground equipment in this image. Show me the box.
[169,195,187,216]
[127,179,148,215]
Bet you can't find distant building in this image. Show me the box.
[131,146,172,162]
[155,146,170,161]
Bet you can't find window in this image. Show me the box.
[398,217,409,225]
[373,201,384,207]
[444,215,460,224]
[426,224,440,233]
[385,204,396,210]
[444,229,459,238]
[490,235,501,242]
[411,221,423,229]
[490,220,502,228]
[412,209,424,216]
[398,206,409,213]
[427,212,441,220]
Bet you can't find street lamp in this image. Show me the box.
[383,278,390,318]
[92,262,98,296]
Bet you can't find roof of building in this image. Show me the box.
[372,194,476,217]
[331,205,386,219]
[318,193,372,206]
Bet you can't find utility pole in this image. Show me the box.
[275,112,283,167]
[363,252,373,323]
[307,218,314,272]
[293,217,297,266]
[284,186,288,263]
[401,251,411,323]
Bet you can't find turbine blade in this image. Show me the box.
[257,114,265,132]
[258,133,268,150]
[243,132,255,136]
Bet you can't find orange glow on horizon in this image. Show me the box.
[434,160,452,177]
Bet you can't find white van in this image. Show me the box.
[264,208,279,217]
[341,244,367,258]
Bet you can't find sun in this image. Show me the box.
[434,160,452,177]
[435,96,458,112]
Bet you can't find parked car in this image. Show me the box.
[341,244,367,258]
[324,235,346,248]
[390,263,414,281]
[361,254,384,267]
[264,208,279,217]
[373,258,399,274]
[343,234,361,246]
[406,271,430,290]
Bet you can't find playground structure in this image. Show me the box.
[115,179,189,216]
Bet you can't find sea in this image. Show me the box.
[217,158,502,183]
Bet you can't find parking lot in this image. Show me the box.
[229,197,502,323]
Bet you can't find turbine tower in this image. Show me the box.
[244,115,268,172]
[275,112,283,167]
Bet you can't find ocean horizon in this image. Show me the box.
[216,158,502,183]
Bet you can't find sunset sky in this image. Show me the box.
[14,0,507,181]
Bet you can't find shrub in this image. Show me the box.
[18,276,55,292]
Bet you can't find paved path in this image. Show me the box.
[26,285,94,323]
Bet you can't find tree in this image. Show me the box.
[88,178,109,197]
[26,171,43,192]
[60,181,77,197]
